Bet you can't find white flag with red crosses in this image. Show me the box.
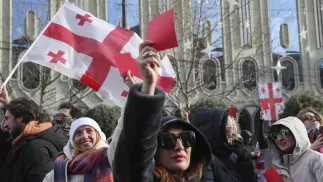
[22,2,176,107]
[258,82,284,121]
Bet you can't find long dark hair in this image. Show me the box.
[153,144,205,182]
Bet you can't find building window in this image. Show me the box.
[203,59,217,90]
[320,60,323,88]
[22,62,40,89]
[242,60,256,91]
[240,0,252,46]
[203,20,212,44]
[281,60,295,91]
[317,0,323,47]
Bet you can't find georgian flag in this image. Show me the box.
[258,82,284,121]
[22,2,176,107]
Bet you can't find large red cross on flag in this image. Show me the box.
[21,2,176,107]
[258,82,284,121]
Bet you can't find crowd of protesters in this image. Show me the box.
[0,40,323,182]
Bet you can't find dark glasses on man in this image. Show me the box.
[304,115,321,121]
[158,131,196,150]
[269,129,290,141]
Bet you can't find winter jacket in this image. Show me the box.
[191,108,257,182]
[112,84,167,182]
[42,140,109,182]
[0,123,67,182]
[0,130,12,170]
[268,117,323,182]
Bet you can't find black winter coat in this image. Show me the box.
[0,124,67,182]
[191,108,257,182]
[113,84,166,182]
[0,130,12,170]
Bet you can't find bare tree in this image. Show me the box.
[154,0,276,114]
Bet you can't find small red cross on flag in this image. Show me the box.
[76,13,93,26]
[48,50,67,64]
[258,82,284,121]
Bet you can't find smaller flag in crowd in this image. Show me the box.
[258,82,284,121]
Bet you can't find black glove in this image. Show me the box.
[232,138,250,160]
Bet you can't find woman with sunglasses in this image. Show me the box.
[296,107,323,153]
[267,117,323,181]
[112,40,212,182]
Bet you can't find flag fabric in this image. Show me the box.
[22,2,176,107]
[258,82,284,121]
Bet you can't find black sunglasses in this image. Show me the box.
[304,115,321,121]
[158,131,196,150]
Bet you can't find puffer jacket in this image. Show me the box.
[42,140,109,182]
[268,117,323,182]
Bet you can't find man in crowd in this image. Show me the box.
[52,102,82,136]
[0,87,67,182]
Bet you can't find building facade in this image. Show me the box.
[139,0,323,133]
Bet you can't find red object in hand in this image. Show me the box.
[263,166,284,182]
[146,9,178,51]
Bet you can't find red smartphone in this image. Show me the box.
[319,126,323,135]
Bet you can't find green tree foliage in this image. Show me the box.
[84,105,121,138]
[189,97,227,121]
[281,90,323,118]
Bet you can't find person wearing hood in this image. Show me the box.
[191,108,257,182]
[296,107,323,153]
[267,116,323,181]
[112,40,212,182]
[43,117,112,182]
[0,97,68,182]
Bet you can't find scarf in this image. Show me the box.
[54,148,112,182]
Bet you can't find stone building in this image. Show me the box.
[139,0,323,133]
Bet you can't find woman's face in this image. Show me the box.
[274,127,296,152]
[74,125,98,151]
[303,112,320,127]
[156,128,192,173]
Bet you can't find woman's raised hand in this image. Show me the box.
[137,41,160,95]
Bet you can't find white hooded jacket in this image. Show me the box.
[267,117,323,182]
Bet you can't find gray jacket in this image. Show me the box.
[268,117,323,182]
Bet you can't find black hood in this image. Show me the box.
[160,116,212,166]
[191,108,233,158]
[23,124,68,151]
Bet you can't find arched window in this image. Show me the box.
[281,60,295,91]
[22,62,40,89]
[242,60,256,91]
[320,60,323,88]
[203,59,217,90]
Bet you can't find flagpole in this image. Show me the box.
[1,2,68,87]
